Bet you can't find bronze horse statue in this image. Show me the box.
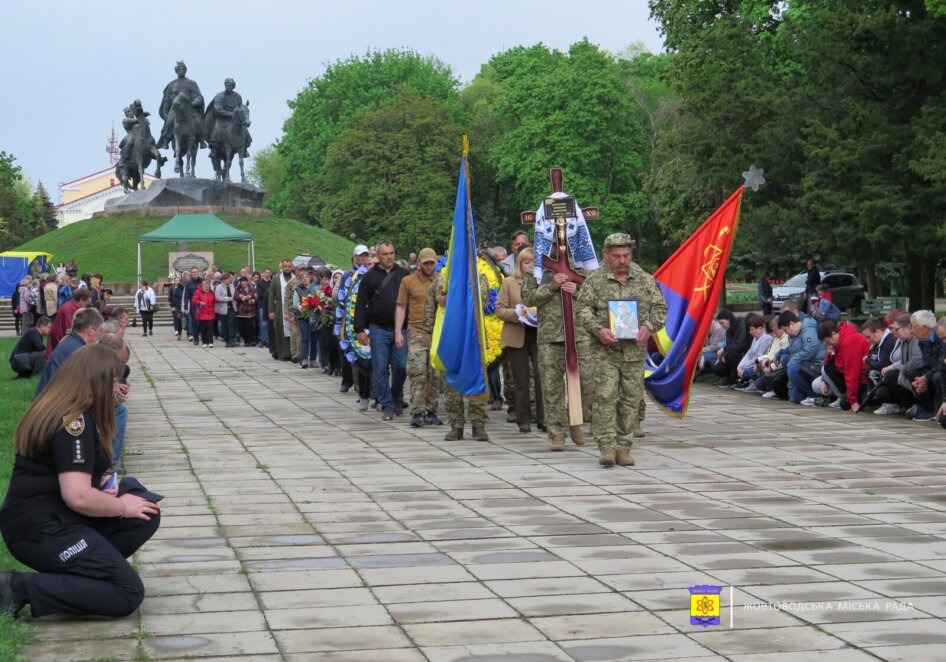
[170,93,201,177]
[115,101,166,193]
[207,100,251,183]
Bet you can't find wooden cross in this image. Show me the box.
[520,168,598,426]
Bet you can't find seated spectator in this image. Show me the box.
[35,307,106,398]
[98,334,130,469]
[934,316,946,427]
[0,344,160,619]
[733,314,772,388]
[46,289,92,359]
[812,284,842,322]
[862,318,896,376]
[9,317,52,378]
[698,319,726,375]
[778,310,826,404]
[748,315,791,397]
[906,310,942,422]
[817,320,871,411]
[873,312,923,416]
[713,309,751,387]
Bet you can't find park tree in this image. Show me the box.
[33,182,58,232]
[314,89,463,251]
[270,50,461,221]
[0,151,45,251]
[468,40,650,248]
[647,0,946,307]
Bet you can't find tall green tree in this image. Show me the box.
[648,0,946,307]
[33,182,57,232]
[468,40,650,247]
[271,50,461,221]
[315,89,463,251]
[0,151,44,251]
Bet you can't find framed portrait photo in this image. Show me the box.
[608,299,640,340]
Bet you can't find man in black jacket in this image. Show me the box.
[355,241,409,420]
[10,317,51,377]
[713,309,752,387]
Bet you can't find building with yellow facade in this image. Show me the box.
[55,129,159,227]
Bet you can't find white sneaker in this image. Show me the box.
[202,343,208,348]
[874,403,898,416]
[800,397,816,406]
[828,399,843,409]
[358,400,369,412]
[762,391,778,399]
[208,343,214,348]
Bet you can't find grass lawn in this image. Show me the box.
[16,212,355,283]
[0,338,37,659]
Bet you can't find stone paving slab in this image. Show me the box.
[17,335,946,660]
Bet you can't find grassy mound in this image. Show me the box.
[16,213,355,283]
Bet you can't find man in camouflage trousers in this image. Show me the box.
[575,233,667,467]
[396,248,442,427]
[521,267,593,452]
[283,265,303,362]
[425,271,490,441]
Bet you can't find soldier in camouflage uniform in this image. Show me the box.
[575,233,667,467]
[399,248,442,427]
[283,266,302,362]
[425,271,490,441]
[521,267,593,451]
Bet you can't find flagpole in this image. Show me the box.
[462,135,490,400]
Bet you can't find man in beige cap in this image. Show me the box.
[395,248,443,427]
[575,233,666,467]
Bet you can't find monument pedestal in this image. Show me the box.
[104,178,266,212]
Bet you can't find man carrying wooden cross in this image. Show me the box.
[521,169,599,452]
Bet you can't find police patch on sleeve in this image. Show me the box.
[63,415,87,464]
[63,414,85,437]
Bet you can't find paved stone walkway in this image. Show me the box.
[20,335,946,661]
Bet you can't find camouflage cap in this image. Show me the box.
[603,233,636,249]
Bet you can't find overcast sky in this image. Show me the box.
[0,1,663,200]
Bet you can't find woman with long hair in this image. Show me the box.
[496,248,545,433]
[0,344,161,617]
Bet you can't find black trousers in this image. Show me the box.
[11,351,46,377]
[341,356,354,387]
[198,319,214,345]
[713,347,746,381]
[874,370,922,408]
[237,316,256,345]
[319,326,340,372]
[7,514,159,617]
[172,309,183,335]
[140,310,154,334]
[507,327,544,425]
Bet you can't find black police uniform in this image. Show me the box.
[0,410,159,617]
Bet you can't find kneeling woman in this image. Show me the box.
[0,344,160,617]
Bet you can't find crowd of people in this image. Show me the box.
[701,300,946,425]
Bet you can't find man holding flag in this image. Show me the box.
[576,233,667,467]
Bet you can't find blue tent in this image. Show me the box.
[0,252,52,297]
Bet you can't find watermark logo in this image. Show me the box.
[688,584,723,627]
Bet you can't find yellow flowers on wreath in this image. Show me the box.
[477,256,504,367]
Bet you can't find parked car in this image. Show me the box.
[772,270,865,312]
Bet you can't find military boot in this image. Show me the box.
[472,426,489,441]
[599,448,616,467]
[632,423,646,438]
[550,434,566,452]
[444,427,464,441]
[569,426,586,446]
[616,449,635,466]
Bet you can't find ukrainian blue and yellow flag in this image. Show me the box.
[430,137,489,398]
[644,187,744,416]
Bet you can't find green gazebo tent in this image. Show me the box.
[137,214,255,285]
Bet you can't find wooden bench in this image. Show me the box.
[860,297,900,317]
